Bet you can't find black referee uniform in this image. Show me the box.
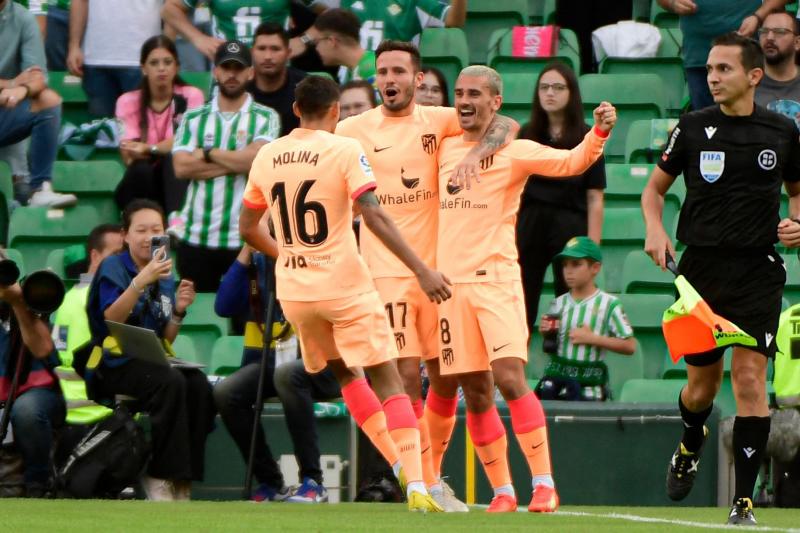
[659,104,800,364]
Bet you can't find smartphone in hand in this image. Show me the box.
[151,235,170,262]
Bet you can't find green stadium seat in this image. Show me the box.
[600,207,648,292]
[650,0,679,28]
[617,293,673,378]
[181,292,229,364]
[3,248,26,278]
[464,0,528,65]
[180,71,212,100]
[0,161,13,245]
[782,254,800,306]
[604,163,682,228]
[8,206,100,272]
[498,72,536,125]
[619,377,682,402]
[48,71,90,125]
[632,0,651,21]
[488,28,581,78]
[171,334,200,364]
[527,0,556,25]
[606,342,645,400]
[662,348,733,380]
[44,248,76,285]
[624,118,679,164]
[622,250,679,296]
[419,28,469,99]
[579,74,666,162]
[599,29,686,116]
[52,160,124,222]
[210,335,245,376]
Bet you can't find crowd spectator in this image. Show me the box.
[67,0,162,118]
[161,0,305,62]
[172,41,280,292]
[416,66,449,106]
[308,8,375,87]
[656,0,787,110]
[0,244,64,497]
[307,0,466,51]
[338,79,376,120]
[246,22,307,137]
[516,62,606,335]
[45,0,70,71]
[52,224,122,426]
[114,35,204,216]
[213,245,339,504]
[85,199,216,501]
[755,10,800,124]
[1,0,76,208]
[536,237,636,402]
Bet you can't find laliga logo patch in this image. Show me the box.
[227,42,241,53]
[699,151,724,183]
[359,153,374,176]
[758,149,777,171]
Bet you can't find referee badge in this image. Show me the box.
[699,151,725,183]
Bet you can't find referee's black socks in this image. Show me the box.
[733,416,771,502]
[678,392,712,453]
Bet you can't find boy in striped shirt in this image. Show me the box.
[538,236,636,401]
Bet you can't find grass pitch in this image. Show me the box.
[4,501,800,532]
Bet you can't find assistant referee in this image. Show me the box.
[642,32,800,526]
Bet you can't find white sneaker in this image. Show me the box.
[29,182,77,208]
[141,475,175,501]
[173,480,191,501]
[431,479,469,512]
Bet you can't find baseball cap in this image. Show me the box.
[215,40,252,67]
[556,236,603,262]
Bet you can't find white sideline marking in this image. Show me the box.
[556,510,800,532]
[473,505,799,532]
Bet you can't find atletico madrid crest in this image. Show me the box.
[421,134,437,154]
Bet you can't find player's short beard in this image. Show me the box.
[382,85,414,112]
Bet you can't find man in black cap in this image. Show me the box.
[172,40,281,292]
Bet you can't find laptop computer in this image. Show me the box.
[105,321,205,370]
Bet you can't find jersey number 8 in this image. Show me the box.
[270,180,329,247]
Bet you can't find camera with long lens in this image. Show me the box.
[0,259,65,315]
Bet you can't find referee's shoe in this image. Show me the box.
[727,497,757,525]
[666,426,708,501]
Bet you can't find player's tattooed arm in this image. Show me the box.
[451,115,520,190]
[357,191,452,303]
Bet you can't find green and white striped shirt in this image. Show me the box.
[172,94,280,249]
[547,290,634,362]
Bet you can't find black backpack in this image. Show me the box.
[57,406,149,498]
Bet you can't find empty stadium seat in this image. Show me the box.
[44,248,80,288]
[464,0,528,65]
[631,0,652,21]
[617,293,673,378]
[600,207,648,292]
[210,335,245,376]
[48,71,90,125]
[0,161,13,245]
[599,29,686,116]
[3,248,26,278]
[650,0,679,28]
[579,74,666,162]
[181,292,229,364]
[662,348,733,380]
[488,27,581,77]
[180,71,212,99]
[498,72,535,125]
[782,254,800,305]
[621,250,679,297]
[8,206,100,272]
[527,0,556,25]
[624,118,679,164]
[419,28,469,98]
[621,376,740,418]
[606,342,645,400]
[52,160,124,222]
[171,334,200,364]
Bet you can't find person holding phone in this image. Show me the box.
[85,199,216,502]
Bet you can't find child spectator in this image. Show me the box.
[536,236,635,401]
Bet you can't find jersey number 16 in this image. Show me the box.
[270,180,329,247]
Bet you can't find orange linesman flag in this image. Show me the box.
[662,275,756,363]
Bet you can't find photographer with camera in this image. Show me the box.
[0,251,66,497]
[85,199,215,501]
[535,237,636,401]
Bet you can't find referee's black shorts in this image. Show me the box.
[678,246,786,366]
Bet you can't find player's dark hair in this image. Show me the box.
[341,79,377,108]
[375,40,422,72]
[313,8,361,43]
[421,67,450,106]
[712,32,765,71]
[254,21,289,47]
[122,199,166,232]
[295,75,341,119]
[521,61,585,148]
[87,223,122,256]
[136,35,186,144]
